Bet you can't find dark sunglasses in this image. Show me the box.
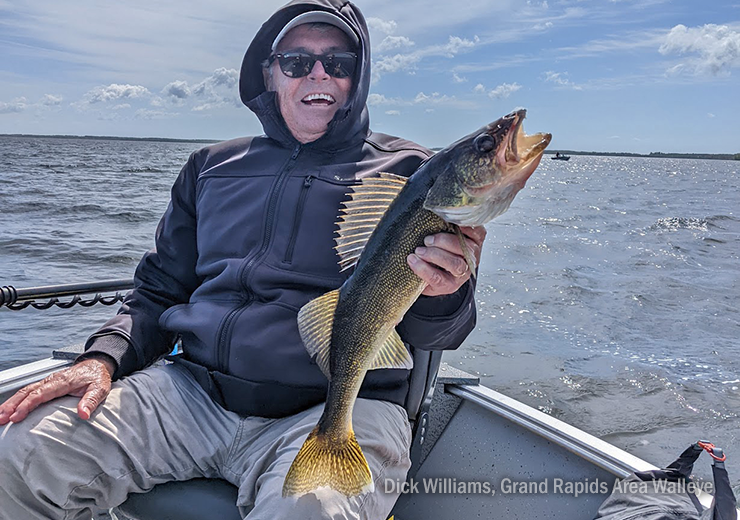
[266,51,357,79]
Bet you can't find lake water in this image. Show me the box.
[1,136,738,490]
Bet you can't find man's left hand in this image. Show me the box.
[407,226,487,297]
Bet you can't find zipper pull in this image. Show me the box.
[304,175,314,187]
[291,145,301,160]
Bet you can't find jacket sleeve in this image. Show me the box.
[78,152,202,379]
[397,276,477,351]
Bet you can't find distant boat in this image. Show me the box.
[552,153,570,161]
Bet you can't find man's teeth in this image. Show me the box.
[302,93,335,103]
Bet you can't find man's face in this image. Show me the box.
[266,24,354,143]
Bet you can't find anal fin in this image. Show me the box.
[368,329,413,371]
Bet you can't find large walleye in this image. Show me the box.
[283,109,551,497]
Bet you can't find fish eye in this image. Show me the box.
[474,134,495,153]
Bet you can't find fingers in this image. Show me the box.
[78,384,111,420]
[405,226,488,298]
[424,226,486,266]
[0,359,112,424]
[408,253,467,297]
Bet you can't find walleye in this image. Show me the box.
[282,109,551,497]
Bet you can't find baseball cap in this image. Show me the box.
[271,11,359,52]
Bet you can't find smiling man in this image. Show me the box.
[0,1,485,519]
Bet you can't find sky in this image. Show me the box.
[0,0,739,154]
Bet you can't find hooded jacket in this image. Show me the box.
[82,0,477,418]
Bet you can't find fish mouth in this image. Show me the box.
[498,109,552,180]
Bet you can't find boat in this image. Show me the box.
[551,153,571,161]
[0,281,733,519]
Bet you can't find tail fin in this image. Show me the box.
[282,426,374,497]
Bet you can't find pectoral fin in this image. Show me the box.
[368,329,414,371]
[454,225,477,280]
[296,289,339,379]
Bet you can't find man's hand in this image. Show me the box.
[0,357,114,425]
[407,225,487,297]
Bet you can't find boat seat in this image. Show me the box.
[113,349,442,520]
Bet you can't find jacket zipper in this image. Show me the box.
[215,144,302,373]
[284,175,314,263]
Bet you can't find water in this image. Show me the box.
[1,136,739,489]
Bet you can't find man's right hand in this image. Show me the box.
[0,357,114,425]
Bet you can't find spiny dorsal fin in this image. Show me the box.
[368,328,414,371]
[335,172,408,272]
[297,289,340,379]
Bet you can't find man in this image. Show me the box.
[0,1,485,518]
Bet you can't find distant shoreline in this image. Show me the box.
[0,133,219,144]
[2,134,738,160]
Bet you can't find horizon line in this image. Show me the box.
[1,133,738,159]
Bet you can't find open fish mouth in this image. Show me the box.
[499,109,551,177]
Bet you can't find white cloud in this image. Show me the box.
[366,18,397,35]
[81,84,151,104]
[376,35,415,52]
[135,108,171,120]
[533,21,553,30]
[40,94,63,106]
[444,35,480,55]
[162,80,191,100]
[659,24,740,76]
[452,72,467,83]
[473,82,522,98]
[0,97,27,114]
[385,110,401,115]
[544,71,583,90]
[414,91,455,104]
[367,93,406,106]
[112,103,131,110]
[707,112,716,118]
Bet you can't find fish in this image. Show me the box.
[282,109,551,497]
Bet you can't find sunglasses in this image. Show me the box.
[266,51,357,79]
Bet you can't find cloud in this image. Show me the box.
[707,113,716,118]
[112,103,131,110]
[159,68,240,110]
[135,108,171,120]
[414,92,455,104]
[659,24,740,76]
[1,94,66,115]
[474,82,522,98]
[544,71,583,90]
[162,80,191,100]
[40,94,63,106]
[0,97,27,114]
[376,35,415,52]
[366,17,397,35]
[372,34,480,83]
[533,21,553,30]
[373,53,422,82]
[192,67,239,96]
[444,35,480,55]
[367,93,405,106]
[452,72,467,83]
[385,110,401,116]
[81,84,151,104]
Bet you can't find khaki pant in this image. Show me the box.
[0,364,412,520]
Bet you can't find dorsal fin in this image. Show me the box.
[335,172,408,272]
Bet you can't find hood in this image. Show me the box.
[240,0,371,150]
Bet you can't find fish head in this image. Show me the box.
[423,109,551,226]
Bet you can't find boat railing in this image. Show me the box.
[0,279,134,311]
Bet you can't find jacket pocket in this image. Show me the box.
[283,174,314,263]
